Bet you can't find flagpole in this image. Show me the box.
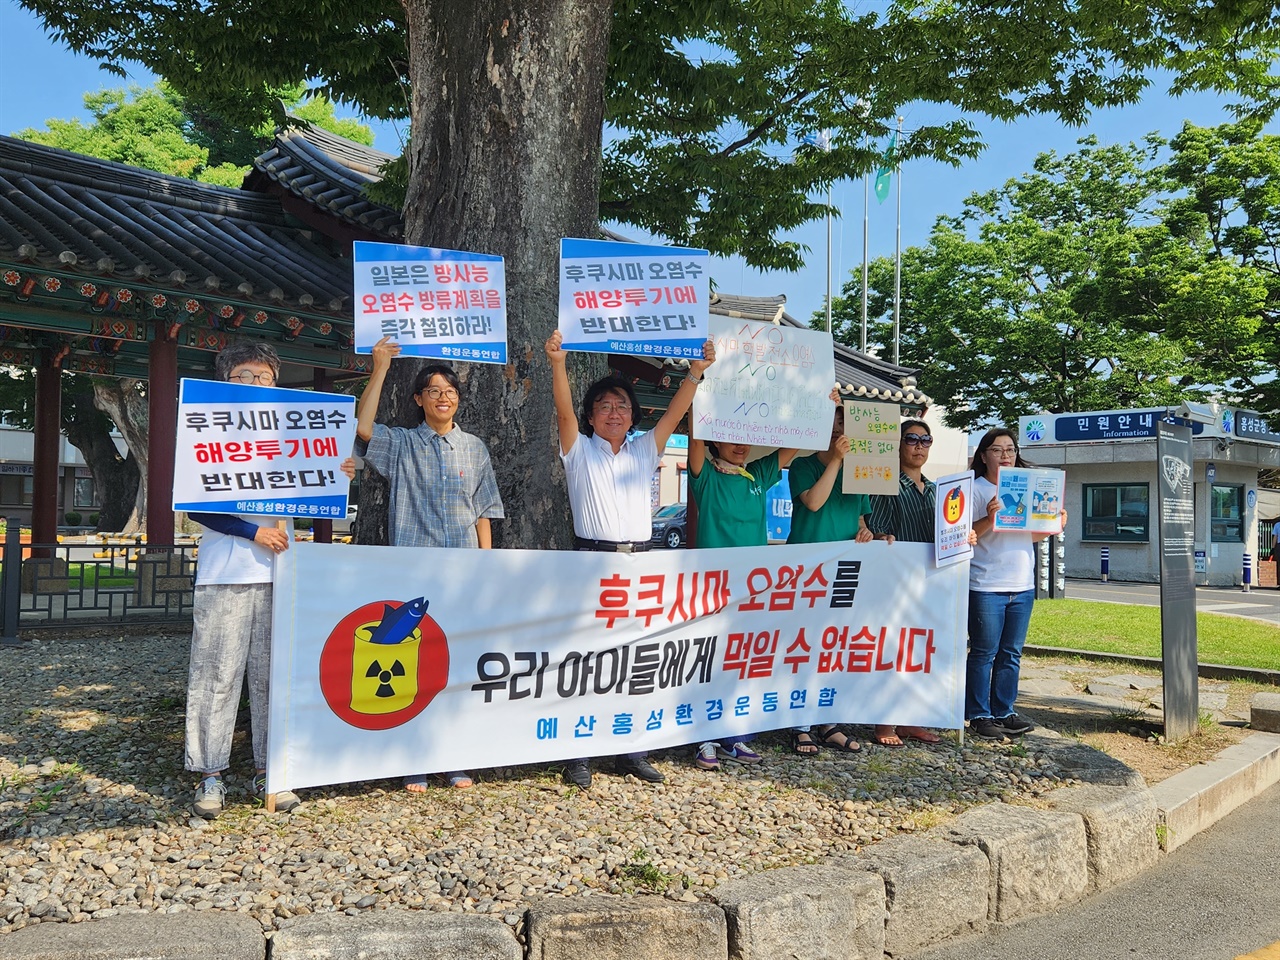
[893,115,902,367]
[825,182,832,333]
[861,160,869,353]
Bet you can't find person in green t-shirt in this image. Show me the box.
[685,432,802,769]
[785,400,874,754]
[787,403,875,546]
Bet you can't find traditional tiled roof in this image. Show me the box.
[247,125,401,238]
[0,134,353,316]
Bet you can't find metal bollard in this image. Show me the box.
[1243,552,1252,593]
[1,518,23,646]
[1100,546,1109,583]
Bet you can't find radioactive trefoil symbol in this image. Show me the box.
[366,659,407,698]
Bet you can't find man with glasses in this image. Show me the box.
[544,329,716,788]
[355,335,505,790]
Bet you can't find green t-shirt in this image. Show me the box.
[690,450,782,548]
[786,453,873,544]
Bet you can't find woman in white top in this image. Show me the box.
[966,428,1065,741]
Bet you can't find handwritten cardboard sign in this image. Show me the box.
[692,316,837,449]
[841,400,899,495]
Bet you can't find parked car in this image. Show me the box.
[650,503,687,549]
[333,504,358,536]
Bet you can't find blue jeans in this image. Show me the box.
[966,588,1035,721]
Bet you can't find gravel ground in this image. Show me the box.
[0,632,1077,935]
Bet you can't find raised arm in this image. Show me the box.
[688,437,708,478]
[798,437,850,512]
[652,338,716,453]
[356,336,400,443]
[545,331,579,455]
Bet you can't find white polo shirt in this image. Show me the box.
[969,476,1035,592]
[562,431,659,542]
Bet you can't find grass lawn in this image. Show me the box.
[1030,599,1280,671]
[0,562,135,588]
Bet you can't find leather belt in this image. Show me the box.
[575,537,651,553]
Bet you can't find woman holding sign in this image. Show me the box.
[965,428,1066,741]
[866,419,951,748]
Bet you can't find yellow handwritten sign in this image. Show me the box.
[841,400,899,495]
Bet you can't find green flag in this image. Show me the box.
[874,131,898,204]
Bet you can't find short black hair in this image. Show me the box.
[970,427,1031,478]
[412,364,461,422]
[215,339,279,382]
[580,375,641,436]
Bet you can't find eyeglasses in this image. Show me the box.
[902,434,933,447]
[595,402,632,415]
[229,369,275,386]
[986,445,1018,456]
[421,387,459,401]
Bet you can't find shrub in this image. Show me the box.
[89,513,100,526]
[293,518,313,530]
[64,512,83,526]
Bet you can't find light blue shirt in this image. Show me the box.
[357,422,504,548]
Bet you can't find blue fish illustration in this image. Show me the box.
[368,596,429,645]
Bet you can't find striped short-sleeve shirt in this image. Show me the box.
[869,471,936,543]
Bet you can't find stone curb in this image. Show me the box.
[1021,645,1280,687]
[1150,731,1280,853]
[5,732,1278,960]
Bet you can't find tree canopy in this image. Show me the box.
[828,122,1279,430]
[14,83,374,187]
[16,0,1280,547]
[20,0,1280,270]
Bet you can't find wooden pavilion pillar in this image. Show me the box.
[312,367,334,544]
[146,331,178,548]
[30,350,61,554]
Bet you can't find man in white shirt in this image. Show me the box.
[545,330,715,787]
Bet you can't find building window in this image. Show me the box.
[1210,484,1244,542]
[0,475,33,506]
[74,477,98,509]
[1082,483,1149,541]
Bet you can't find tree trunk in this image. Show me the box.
[358,0,612,548]
[92,379,150,535]
[61,379,140,532]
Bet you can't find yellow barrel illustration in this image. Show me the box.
[349,621,421,715]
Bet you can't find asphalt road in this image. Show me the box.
[1067,578,1280,625]
[915,780,1280,960]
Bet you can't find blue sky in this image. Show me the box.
[1,2,1266,326]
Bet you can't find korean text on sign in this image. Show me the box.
[841,400,899,496]
[173,379,357,518]
[266,539,968,793]
[353,241,508,365]
[557,238,709,359]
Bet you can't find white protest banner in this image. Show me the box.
[557,238,709,358]
[992,466,1066,533]
[934,471,974,568]
[840,399,899,495]
[352,240,507,364]
[692,316,837,449]
[267,540,965,793]
[173,379,356,518]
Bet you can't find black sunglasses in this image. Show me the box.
[902,434,933,447]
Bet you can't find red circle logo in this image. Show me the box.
[318,597,449,730]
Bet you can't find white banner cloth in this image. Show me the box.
[267,541,966,792]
